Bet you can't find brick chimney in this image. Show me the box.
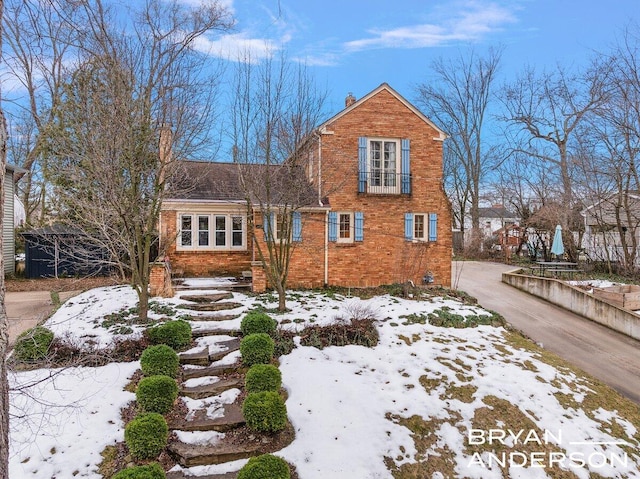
[345,92,356,108]
[158,123,173,186]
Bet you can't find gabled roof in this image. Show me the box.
[166,160,323,208]
[478,206,519,219]
[317,83,447,141]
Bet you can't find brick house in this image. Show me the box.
[158,83,452,291]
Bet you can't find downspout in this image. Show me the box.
[324,210,329,287]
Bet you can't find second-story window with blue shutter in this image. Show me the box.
[401,139,411,194]
[292,212,302,242]
[358,137,368,193]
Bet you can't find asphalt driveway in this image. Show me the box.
[454,261,640,404]
[6,290,80,345]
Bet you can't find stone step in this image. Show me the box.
[183,313,241,322]
[168,440,260,468]
[179,348,210,366]
[181,377,244,400]
[167,472,237,479]
[179,339,241,366]
[182,363,243,381]
[178,302,244,312]
[180,292,234,303]
[192,328,241,339]
[169,404,245,432]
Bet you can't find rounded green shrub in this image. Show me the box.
[13,326,54,362]
[140,345,179,378]
[245,364,282,394]
[240,333,275,367]
[241,311,277,336]
[147,320,192,351]
[113,462,166,479]
[136,375,178,414]
[124,413,169,460]
[238,454,290,479]
[242,391,287,433]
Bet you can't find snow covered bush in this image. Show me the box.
[136,375,178,414]
[241,311,277,336]
[13,326,54,362]
[140,345,179,378]
[245,364,282,393]
[147,319,192,350]
[112,462,165,479]
[240,333,275,367]
[242,391,287,432]
[237,454,290,479]
[124,413,168,460]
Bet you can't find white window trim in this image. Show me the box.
[412,213,427,241]
[337,212,354,243]
[177,212,246,251]
[368,138,400,194]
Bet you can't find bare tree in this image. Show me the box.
[231,51,327,311]
[0,0,10,474]
[416,48,502,253]
[2,0,79,225]
[500,64,607,260]
[44,0,232,321]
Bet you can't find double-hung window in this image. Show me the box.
[178,213,245,250]
[338,213,353,242]
[405,213,438,242]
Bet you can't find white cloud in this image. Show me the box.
[193,31,291,62]
[344,1,517,51]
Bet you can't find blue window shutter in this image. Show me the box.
[263,212,271,241]
[358,137,368,193]
[355,212,364,241]
[405,213,413,240]
[429,213,438,241]
[292,212,302,242]
[401,139,411,194]
[328,212,338,242]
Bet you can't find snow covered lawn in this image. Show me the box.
[9,285,640,478]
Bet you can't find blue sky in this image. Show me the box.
[200,0,639,113]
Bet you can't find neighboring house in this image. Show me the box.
[581,192,640,266]
[477,204,520,239]
[3,164,27,274]
[159,83,452,290]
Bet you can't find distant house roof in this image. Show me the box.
[478,206,519,220]
[166,160,325,208]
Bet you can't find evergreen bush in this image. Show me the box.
[242,391,287,433]
[237,454,290,479]
[124,413,168,460]
[112,462,165,479]
[240,333,275,367]
[136,375,178,414]
[147,320,192,350]
[140,345,179,378]
[13,326,54,362]
[240,311,277,336]
[245,364,282,393]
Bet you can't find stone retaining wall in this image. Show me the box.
[502,269,640,341]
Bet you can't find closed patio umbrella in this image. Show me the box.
[550,224,564,258]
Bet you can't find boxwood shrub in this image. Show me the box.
[113,462,165,479]
[242,391,287,433]
[240,311,277,336]
[240,333,275,367]
[147,320,192,351]
[245,364,282,394]
[140,345,179,378]
[124,413,168,460]
[13,326,54,362]
[136,375,178,414]
[238,454,290,479]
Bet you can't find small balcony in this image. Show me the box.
[358,171,411,195]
